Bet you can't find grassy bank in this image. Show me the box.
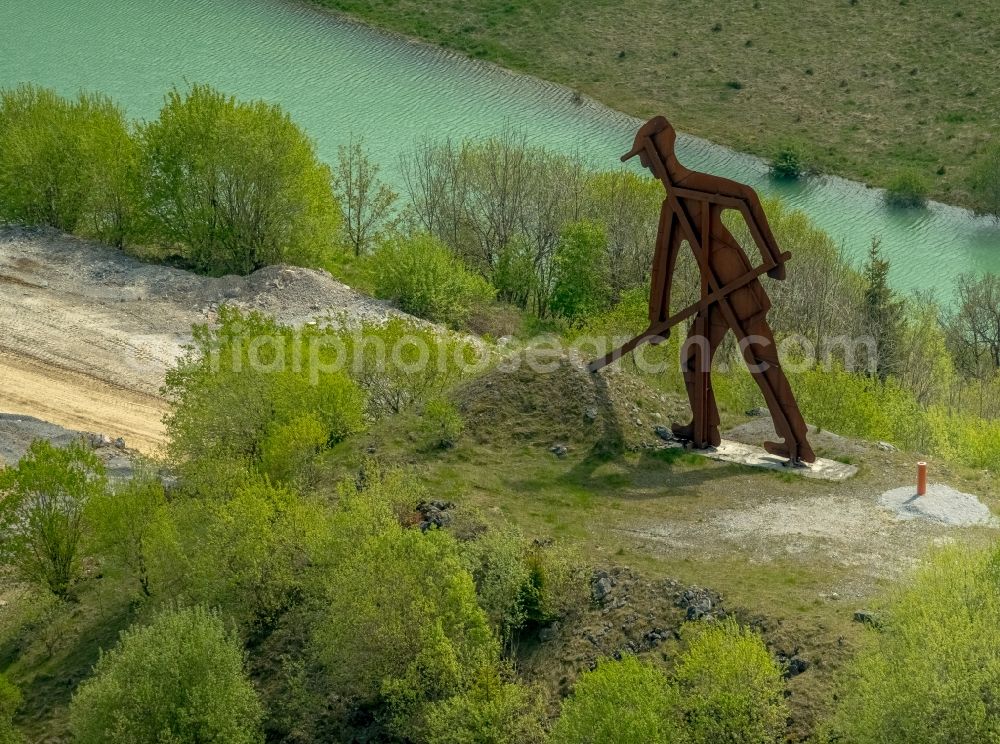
[316,0,999,212]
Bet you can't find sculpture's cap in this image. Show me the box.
[621,116,673,161]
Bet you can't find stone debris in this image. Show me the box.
[653,424,673,442]
[416,500,455,532]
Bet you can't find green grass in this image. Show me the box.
[313,0,998,212]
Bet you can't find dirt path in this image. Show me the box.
[0,348,169,455]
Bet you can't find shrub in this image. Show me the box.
[825,546,1000,743]
[312,522,498,736]
[0,439,106,597]
[163,308,366,474]
[673,619,787,744]
[148,478,330,630]
[370,232,495,324]
[460,525,534,649]
[85,469,169,596]
[419,396,465,449]
[0,674,21,744]
[769,142,807,179]
[0,85,138,241]
[550,220,612,323]
[141,83,340,275]
[884,169,929,208]
[341,315,487,416]
[69,606,263,743]
[259,412,328,484]
[551,655,681,744]
[424,671,547,744]
[970,143,1000,216]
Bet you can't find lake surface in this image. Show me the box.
[2,0,998,301]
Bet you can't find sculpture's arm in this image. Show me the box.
[740,188,786,279]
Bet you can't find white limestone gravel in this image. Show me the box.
[878,484,996,527]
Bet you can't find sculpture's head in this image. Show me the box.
[621,116,676,172]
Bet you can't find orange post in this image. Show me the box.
[917,461,927,496]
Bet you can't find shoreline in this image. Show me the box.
[300,0,996,219]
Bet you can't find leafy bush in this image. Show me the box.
[673,619,787,744]
[970,143,1000,216]
[148,477,330,630]
[163,308,366,475]
[550,220,612,323]
[85,469,169,596]
[141,83,340,275]
[825,546,1000,743]
[370,232,495,324]
[0,674,21,744]
[460,525,533,648]
[0,439,106,597]
[769,142,807,179]
[0,85,138,242]
[424,670,547,744]
[884,170,929,208]
[69,606,263,743]
[340,316,488,416]
[259,412,328,484]
[419,396,465,449]
[551,655,681,744]
[312,519,498,736]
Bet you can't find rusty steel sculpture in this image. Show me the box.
[589,116,816,464]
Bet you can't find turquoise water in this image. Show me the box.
[2,0,998,300]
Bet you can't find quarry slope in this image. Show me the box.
[0,226,411,453]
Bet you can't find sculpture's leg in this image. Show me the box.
[673,309,726,448]
[739,317,816,463]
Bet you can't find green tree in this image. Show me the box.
[69,606,263,744]
[259,412,328,484]
[74,92,142,247]
[370,232,495,324]
[85,470,169,596]
[551,655,681,744]
[550,220,611,323]
[0,85,138,240]
[673,619,787,744]
[342,315,486,416]
[141,83,340,275]
[970,143,1000,216]
[332,136,398,255]
[0,439,106,597]
[826,546,1000,744]
[862,237,904,380]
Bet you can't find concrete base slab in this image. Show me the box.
[676,438,858,482]
[879,484,996,527]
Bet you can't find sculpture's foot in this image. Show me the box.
[764,439,817,465]
[671,421,721,448]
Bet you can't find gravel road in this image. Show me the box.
[0,226,407,454]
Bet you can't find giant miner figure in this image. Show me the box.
[589,116,816,464]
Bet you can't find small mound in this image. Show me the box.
[878,484,996,527]
[454,350,687,455]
